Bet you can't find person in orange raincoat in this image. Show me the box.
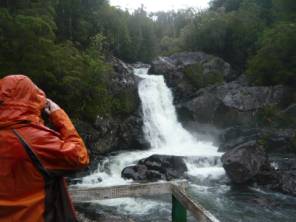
[0,75,90,222]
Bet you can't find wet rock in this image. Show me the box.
[178,82,289,128]
[255,167,296,196]
[151,52,237,82]
[75,203,135,222]
[121,155,188,182]
[269,155,296,171]
[73,57,149,156]
[117,115,150,151]
[150,52,237,103]
[121,165,165,181]
[222,139,296,196]
[88,114,149,155]
[219,127,261,152]
[108,56,136,92]
[280,171,296,196]
[222,141,268,184]
[132,62,151,69]
[219,127,295,154]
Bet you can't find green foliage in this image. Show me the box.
[256,105,281,127]
[246,22,296,86]
[272,0,296,21]
[184,63,224,89]
[159,36,182,56]
[256,104,296,128]
[111,89,138,117]
[1,0,295,123]
[180,2,265,70]
[184,64,204,89]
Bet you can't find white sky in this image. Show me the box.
[110,0,211,12]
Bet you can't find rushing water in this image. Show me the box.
[75,68,296,222]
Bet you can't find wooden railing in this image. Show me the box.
[69,180,220,222]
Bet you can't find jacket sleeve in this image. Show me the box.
[45,109,90,171]
[20,109,90,172]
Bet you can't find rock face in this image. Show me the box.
[151,52,291,130]
[150,52,238,103]
[222,141,268,183]
[93,114,149,154]
[121,155,188,182]
[74,57,149,157]
[178,81,289,128]
[150,52,237,82]
[219,127,296,153]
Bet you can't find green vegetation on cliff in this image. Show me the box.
[0,0,295,122]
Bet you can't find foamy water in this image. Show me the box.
[75,68,224,216]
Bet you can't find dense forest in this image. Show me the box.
[0,0,295,122]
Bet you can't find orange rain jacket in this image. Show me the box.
[0,75,89,222]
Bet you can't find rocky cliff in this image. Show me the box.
[150,52,296,195]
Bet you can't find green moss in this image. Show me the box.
[184,64,224,90]
[206,70,224,85]
[256,104,296,128]
[184,64,204,89]
[111,89,138,117]
[256,105,279,127]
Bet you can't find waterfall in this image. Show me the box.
[135,68,220,157]
[80,68,222,187]
[76,68,296,222]
[77,67,224,218]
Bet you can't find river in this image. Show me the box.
[74,68,296,222]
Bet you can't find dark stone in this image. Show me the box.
[73,57,149,156]
[178,81,289,129]
[139,155,188,180]
[269,155,296,171]
[222,138,296,196]
[107,56,136,93]
[150,52,237,81]
[117,115,150,151]
[75,202,135,222]
[219,127,295,154]
[222,140,268,184]
[121,155,188,182]
[122,165,149,181]
[265,129,296,153]
[150,52,238,104]
[280,171,296,196]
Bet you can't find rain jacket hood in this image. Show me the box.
[0,75,46,127]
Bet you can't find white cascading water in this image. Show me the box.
[77,68,224,216]
[135,68,219,156]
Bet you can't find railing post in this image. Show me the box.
[172,194,187,222]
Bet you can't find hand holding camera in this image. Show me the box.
[44,99,61,114]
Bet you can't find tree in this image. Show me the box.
[246,22,296,86]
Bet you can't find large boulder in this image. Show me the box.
[221,140,268,183]
[91,114,149,155]
[108,56,137,92]
[219,127,296,154]
[255,156,296,196]
[150,52,238,103]
[121,155,188,182]
[222,139,296,196]
[178,80,289,128]
[150,52,237,82]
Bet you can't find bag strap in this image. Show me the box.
[12,129,52,179]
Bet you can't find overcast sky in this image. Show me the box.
[110,0,211,12]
